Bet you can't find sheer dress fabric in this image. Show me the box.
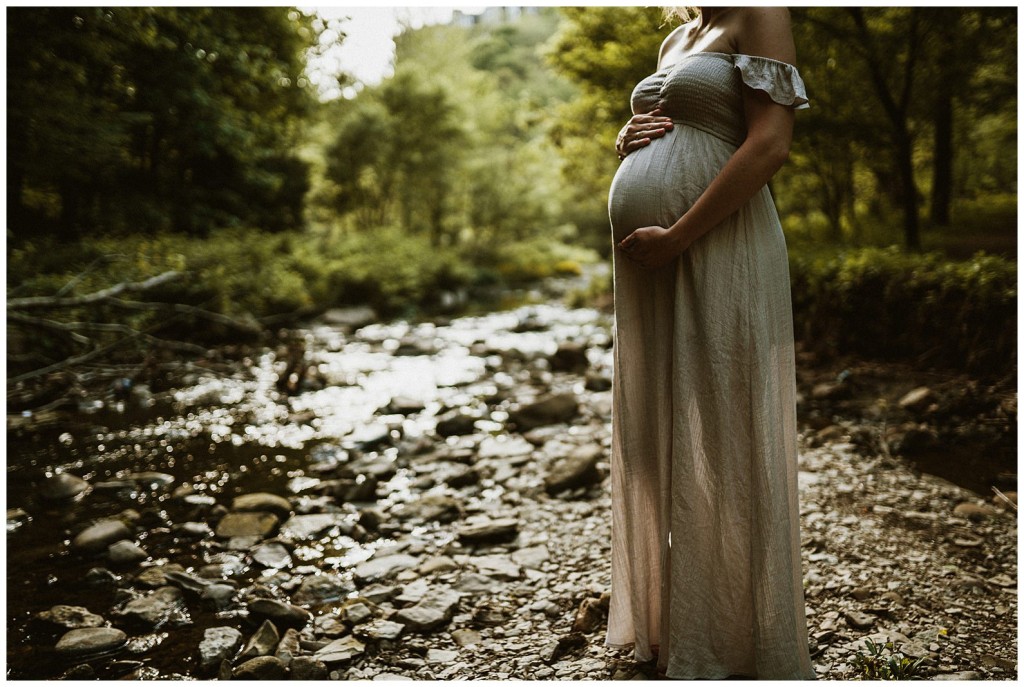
[605,52,816,680]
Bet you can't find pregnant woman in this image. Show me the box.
[605,7,816,680]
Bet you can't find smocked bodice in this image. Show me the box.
[630,52,809,147]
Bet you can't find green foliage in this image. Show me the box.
[789,246,1016,374]
[850,639,927,680]
[7,7,318,238]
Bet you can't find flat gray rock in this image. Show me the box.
[511,545,550,570]
[199,627,243,671]
[545,445,603,494]
[354,553,420,584]
[291,574,353,606]
[35,605,105,630]
[394,589,462,633]
[458,518,518,544]
[355,619,405,641]
[472,554,521,581]
[112,586,187,628]
[55,627,127,657]
[251,543,292,569]
[72,519,132,552]
[314,636,366,664]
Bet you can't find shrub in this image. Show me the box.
[789,246,1016,375]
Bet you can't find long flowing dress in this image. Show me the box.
[605,52,816,680]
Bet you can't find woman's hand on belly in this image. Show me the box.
[617,225,691,269]
[616,108,674,160]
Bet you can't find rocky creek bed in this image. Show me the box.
[6,303,1017,680]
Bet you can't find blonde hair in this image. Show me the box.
[663,7,700,24]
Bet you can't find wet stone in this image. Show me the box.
[435,412,478,437]
[508,393,579,430]
[394,589,462,633]
[134,564,184,588]
[354,553,420,584]
[113,586,188,628]
[108,540,148,565]
[279,513,356,541]
[458,518,519,544]
[451,628,482,646]
[314,636,366,664]
[472,554,521,581]
[214,511,279,539]
[291,574,353,607]
[291,656,329,680]
[275,627,302,665]
[233,655,288,680]
[511,545,550,569]
[251,542,292,569]
[173,522,214,539]
[72,518,133,553]
[200,583,236,610]
[239,619,280,660]
[844,610,877,630]
[54,627,128,657]
[35,605,105,630]
[344,602,373,625]
[356,619,405,641]
[40,473,89,501]
[360,583,398,604]
[231,493,293,519]
[393,494,462,523]
[199,627,243,672]
[248,598,311,630]
[545,445,603,495]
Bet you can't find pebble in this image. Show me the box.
[844,610,876,630]
[214,511,279,538]
[72,518,132,552]
[39,473,89,501]
[231,492,293,518]
[426,648,459,664]
[108,540,149,565]
[458,518,519,544]
[248,598,311,630]
[54,627,127,657]
[572,597,605,633]
[508,392,579,430]
[279,513,357,541]
[251,542,292,569]
[451,628,482,646]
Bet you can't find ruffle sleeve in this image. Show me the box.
[733,54,810,110]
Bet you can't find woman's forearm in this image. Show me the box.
[666,136,789,252]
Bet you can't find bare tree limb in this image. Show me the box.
[8,270,183,309]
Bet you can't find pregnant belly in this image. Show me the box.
[608,125,735,243]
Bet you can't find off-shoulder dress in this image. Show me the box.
[606,52,816,680]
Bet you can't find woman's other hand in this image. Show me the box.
[616,108,674,160]
[617,225,689,269]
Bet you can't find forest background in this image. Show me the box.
[6,6,1017,381]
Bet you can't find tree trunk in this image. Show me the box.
[930,89,954,227]
[895,132,921,251]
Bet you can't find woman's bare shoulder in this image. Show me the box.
[733,7,796,63]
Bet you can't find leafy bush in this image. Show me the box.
[790,246,1016,375]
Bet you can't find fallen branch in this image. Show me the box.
[7,270,183,309]
[991,486,1017,513]
[7,312,209,356]
[103,298,263,335]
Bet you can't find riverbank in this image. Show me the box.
[6,303,1017,679]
